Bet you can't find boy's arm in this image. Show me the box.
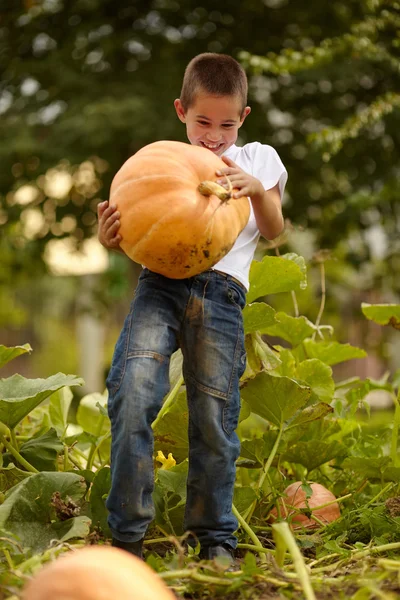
[217,157,284,240]
[97,201,126,254]
[249,183,284,240]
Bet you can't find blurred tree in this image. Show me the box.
[242,0,400,297]
[0,0,399,299]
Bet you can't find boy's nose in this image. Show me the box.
[206,133,222,142]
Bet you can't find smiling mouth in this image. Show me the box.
[200,141,223,151]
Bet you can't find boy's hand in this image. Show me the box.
[97,201,123,250]
[216,156,264,200]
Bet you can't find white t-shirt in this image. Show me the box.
[212,142,288,291]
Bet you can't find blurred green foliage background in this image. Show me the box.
[0,0,399,391]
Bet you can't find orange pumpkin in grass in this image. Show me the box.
[110,140,250,278]
[22,546,175,600]
[269,482,341,530]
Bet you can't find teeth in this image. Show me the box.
[202,142,220,149]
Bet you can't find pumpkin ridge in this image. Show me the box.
[131,149,196,180]
[128,196,217,256]
[111,173,196,198]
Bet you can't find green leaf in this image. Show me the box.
[96,402,109,418]
[303,339,367,366]
[345,378,393,405]
[241,333,282,383]
[0,373,84,429]
[233,487,258,515]
[153,461,188,536]
[64,427,91,446]
[362,303,400,329]
[272,348,297,378]
[157,460,188,500]
[264,313,315,347]
[241,373,311,428]
[287,403,334,430]
[341,457,400,481]
[153,391,188,463]
[283,253,307,284]
[69,469,96,485]
[0,462,32,491]
[50,515,92,546]
[359,505,400,541]
[240,430,281,467]
[0,344,32,369]
[282,440,347,472]
[296,359,335,403]
[0,471,90,552]
[242,303,276,334]
[90,466,111,536]
[49,387,73,437]
[247,254,307,303]
[240,439,268,468]
[169,349,183,387]
[18,428,63,471]
[239,399,251,424]
[241,551,264,575]
[325,418,360,442]
[76,392,109,437]
[283,410,343,447]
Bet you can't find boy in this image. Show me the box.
[98,53,287,562]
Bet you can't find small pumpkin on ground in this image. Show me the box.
[269,481,341,530]
[22,545,175,600]
[110,140,250,278]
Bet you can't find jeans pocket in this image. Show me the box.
[226,280,246,310]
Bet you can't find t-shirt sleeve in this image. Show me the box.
[251,142,288,201]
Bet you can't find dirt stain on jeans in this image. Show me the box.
[185,294,204,325]
[190,495,206,521]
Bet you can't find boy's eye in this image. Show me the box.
[196,121,235,128]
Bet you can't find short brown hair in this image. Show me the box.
[180,53,248,115]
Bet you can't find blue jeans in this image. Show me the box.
[106,268,246,549]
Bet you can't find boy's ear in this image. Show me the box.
[240,106,251,125]
[174,99,186,123]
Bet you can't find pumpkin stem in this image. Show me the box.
[198,176,232,202]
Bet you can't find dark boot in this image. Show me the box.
[112,537,144,559]
[199,544,237,570]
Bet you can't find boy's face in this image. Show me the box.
[174,92,251,157]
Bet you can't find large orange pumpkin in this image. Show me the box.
[110,140,250,278]
[22,545,175,600]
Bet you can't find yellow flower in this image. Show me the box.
[156,450,176,469]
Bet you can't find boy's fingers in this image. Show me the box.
[108,235,122,248]
[234,188,249,198]
[216,169,236,180]
[220,156,237,167]
[98,202,119,221]
[104,211,121,227]
[99,209,119,229]
[107,219,120,235]
[217,173,240,185]
[103,204,118,218]
[97,200,109,216]
[216,167,228,175]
